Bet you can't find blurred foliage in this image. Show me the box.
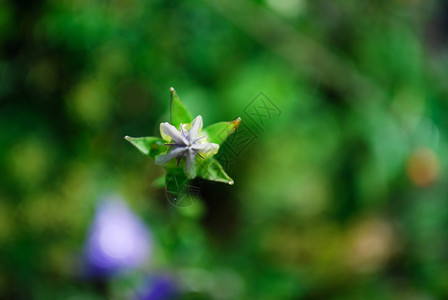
[1,0,448,299]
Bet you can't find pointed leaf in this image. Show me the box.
[170,87,193,129]
[165,168,199,207]
[203,117,241,145]
[197,158,234,185]
[124,136,168,159]
[166,168,189,195]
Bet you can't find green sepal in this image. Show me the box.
[124,136,168,159]
[165,167,190,197]
[165,168,201,207]
[203,117,241,145]
[197,158,234,185]
[170,87,192,129]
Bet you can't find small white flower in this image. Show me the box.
[155,115,219,178]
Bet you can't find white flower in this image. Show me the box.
[155,115,219,178]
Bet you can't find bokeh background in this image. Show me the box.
[1,0,448,299]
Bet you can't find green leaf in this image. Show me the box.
[124,136,168,158]
[170,87,192,129]
[197,158,234,185]
[203,117,241,145]
[165,168,200,207]
[165,168,189,195]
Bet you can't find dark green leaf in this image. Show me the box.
[165,168,189,195]
[165,168,199,207]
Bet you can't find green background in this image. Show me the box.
[1,0,448,299]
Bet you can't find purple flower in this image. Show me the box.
[134,274,180,300]
[83,197,151,277]
[156,115,219,178]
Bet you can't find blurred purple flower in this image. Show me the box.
[83,197,151,277]
[134,274,180,300]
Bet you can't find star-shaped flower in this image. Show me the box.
[155,115,219,178]
[125,87,240,186]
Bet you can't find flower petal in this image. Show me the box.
[160,122,188,145]
[192,142,219,155]
[155,147,186,165]
[187,115,203,141]
[184,150,197,178]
